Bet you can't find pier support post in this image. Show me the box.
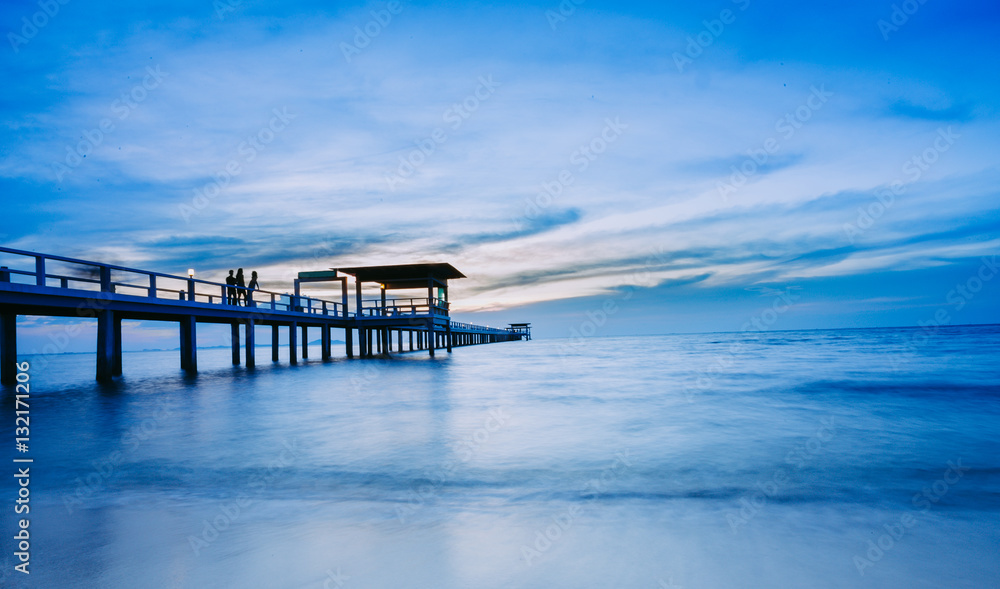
[289,322,298,365]
[302,325,308,359]
[271,324,279,362]
[427,321,435,357]
[113,315,123,376]
[345,324,354,359]
[96,310,115,381]
[321,324,331,361]
[245,318,255,368]
[0,311,16,385]
[231,323,240,365]
[446,323,452,353]
[179,316,197,373]
[355,281,366,357]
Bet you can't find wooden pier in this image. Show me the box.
[0,247,529,383]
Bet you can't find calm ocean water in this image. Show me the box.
[2,325,999,588]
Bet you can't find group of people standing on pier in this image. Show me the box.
[225,268,259,306]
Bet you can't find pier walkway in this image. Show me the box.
[0,247,529,383]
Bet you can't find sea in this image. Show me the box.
[1,325,999,588]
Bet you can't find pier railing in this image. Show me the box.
[359,297,449,318]
[0,246,348,317]
[448,320,514,334]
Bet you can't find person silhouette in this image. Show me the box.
[226,270,237,305]
[247,271,259,307]
[235,268,246,306]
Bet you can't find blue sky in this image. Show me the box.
[2,0,999,349]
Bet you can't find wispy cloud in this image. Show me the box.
[886,100,975,122]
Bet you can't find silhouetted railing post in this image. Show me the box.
[148,274,157,298]
[99,266,111,293]
[355,280,366,357]
[340,279,349,318]
[34,256,45,286]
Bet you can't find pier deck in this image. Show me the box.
[0,247,529,383]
